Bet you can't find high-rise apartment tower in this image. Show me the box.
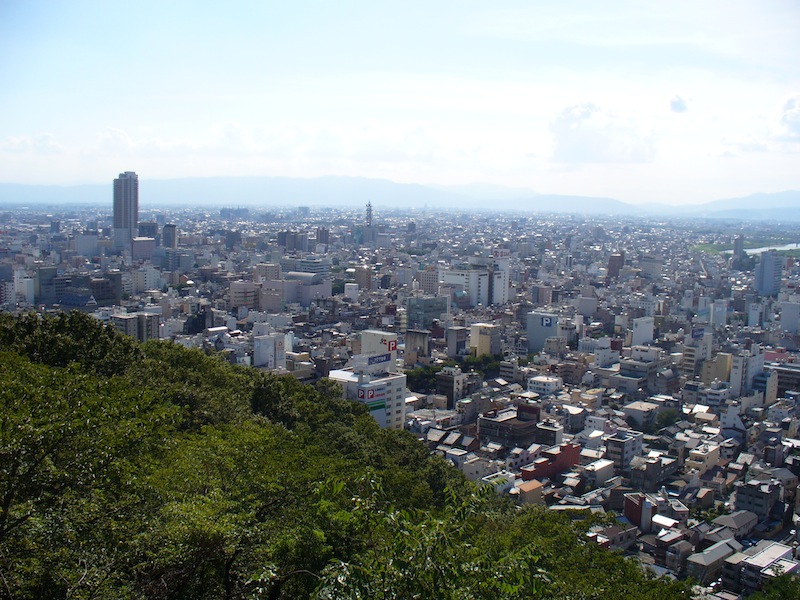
[113,171,139,248]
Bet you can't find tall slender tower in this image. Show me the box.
[113,171,139,248]
[362,201,376,244]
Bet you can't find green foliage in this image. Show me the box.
[691,501,730,524]
[750,572,800,599]
[0,312,695,599]
[315,483,548,600]
[655,408,680,429]
[404,363,443,393]
[0,351,178,599]
[460,352,504,378]
[0,311,141,376]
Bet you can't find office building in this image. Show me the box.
[781,301,800,334]
[406,295,449,329]
[446,325,469,358]
[631,316,654,346]
[606,251,625,284]
[441,268,488,308]
[754,250,781,296]
[730,345,765,397]
[470,322,502,356]
[161,224,177,249]
[138,222,158,239]
[527,311,559,353]
[417,267,440,295]
[354,265,373,291]
[113,171,139,248]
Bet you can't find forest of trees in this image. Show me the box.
[0,311,772,598]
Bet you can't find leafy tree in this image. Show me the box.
[749,572,800,599]
[655,408,680,429]
[404,364,442,393]
[0,313,699,599]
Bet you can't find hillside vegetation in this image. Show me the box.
[0,312,694,599]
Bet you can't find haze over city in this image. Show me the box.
[2,0,799,205]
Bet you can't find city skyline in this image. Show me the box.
[1,1,799,205]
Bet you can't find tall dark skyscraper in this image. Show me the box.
[161,223,177,249]
[605,251,625,285]
[113,171,139,248]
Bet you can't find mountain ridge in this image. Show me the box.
[1,176,798,219]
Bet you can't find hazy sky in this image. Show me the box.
[1,1,798,204]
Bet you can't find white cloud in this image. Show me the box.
[549,103,655,164]
[776,95,800,142]
[0,133,63,155]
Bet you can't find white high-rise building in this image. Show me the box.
[441,268,489,307]
[730,344,765,397]
[113,171,139,248]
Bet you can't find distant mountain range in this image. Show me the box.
[1,176,799,220]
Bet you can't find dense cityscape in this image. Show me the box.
[3,171,800,596]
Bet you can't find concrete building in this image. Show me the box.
[605,429,644,471]
[685,443,721,477]
[416,267,440,295]
[131,237,156,261]
[446,325,469,358]
[328,345,407,430]
[360,329,398,355]
[754,250,781,296]
[631,316,654,346]
[739,542,797,594]
[253,263,282,282]
[406,295,449,329]
[730,345,765,397]
[527,311,559,353]
[112,311,159,343]
[734,479,782,519]
[478,407,539,448]
[253,333,288,370]
[113,171,139,248]
[527,375,563,397]
[230,280,260,311]
[441,268,488,308]
[470,322,501,356]
[781,301,800,334]
[765,362,800,396]
[436,366,468,409]
[354,265,373,291]
[622,400,659,430]
[404,329,430,366]
[161,224,177,249]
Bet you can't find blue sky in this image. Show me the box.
[1,0,798,204]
